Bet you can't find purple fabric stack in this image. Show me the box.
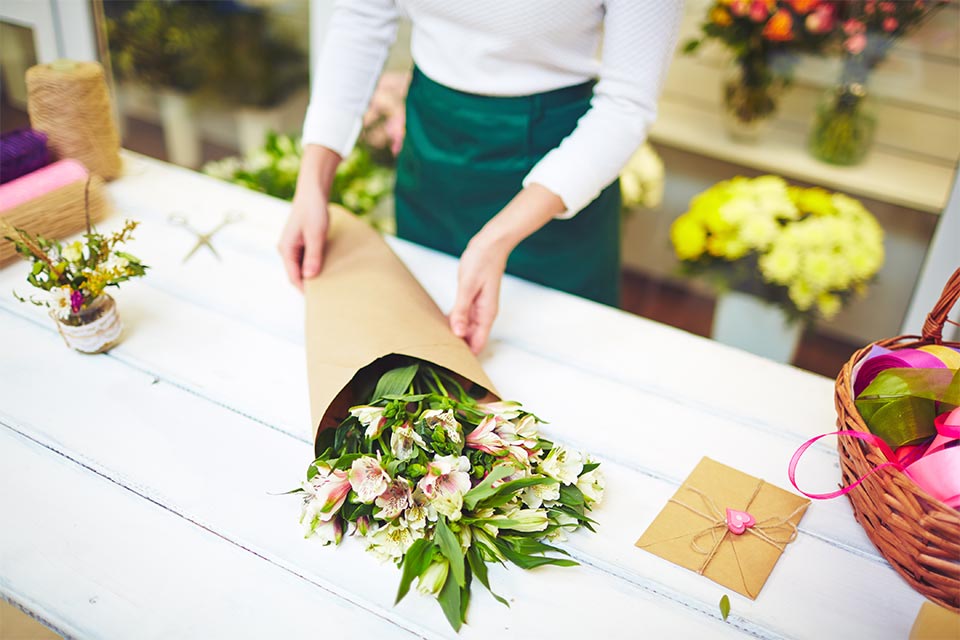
[0,128,51,185]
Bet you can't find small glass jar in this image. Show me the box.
[52,294,123,354]
[722,61,784,143]
[808,82,876,166]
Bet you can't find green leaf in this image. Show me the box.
[466,544,509,607]
[683,38,701,54]
[580,462,600,475]
[395,539,435,604]
[332,453,362,471]
[559,484,585,507]
[463,465,516,510]
[492,537,578,570]
[435,518,466,588]
[720,594,731,621]
[475,476,558,510]
[437,570,463,632]
[372,363,420,402]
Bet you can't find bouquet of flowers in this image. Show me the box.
[670,175,884,320]
[297,358,604,631]
[808,0,948,164]
[4,219,147,320]
[685,1,836,138]
[203,133,394,229]
[620,143,665,212]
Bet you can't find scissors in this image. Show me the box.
[168,210,244,263]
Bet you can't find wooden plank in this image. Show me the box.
[0,310,925,639]
[0,427,424,640]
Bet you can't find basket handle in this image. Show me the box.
[921,267,960,344]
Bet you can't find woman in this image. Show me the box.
[280,1,682,353]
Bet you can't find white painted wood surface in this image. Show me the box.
[0,153,930,639]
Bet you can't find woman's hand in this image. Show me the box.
[449,183,567,353]
[278,145,341,290]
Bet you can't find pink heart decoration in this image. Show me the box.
[725,508,756,535]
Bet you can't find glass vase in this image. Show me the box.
[52,294,123,354]
[808,82,876,166]
[722,62,783,143]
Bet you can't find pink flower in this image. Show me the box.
[865,0,876,15]
[749,0,769,22]
[731,0,750,16]
[882,16,898,32]
[844,19,866,35]
[375,478,412,520]
[349,456,391,503]
[70,289,84,314]
[418,455,471,499]
[845,32,867,54]
[879,2,896,12]
[805,5,835,33]
[302,465,351,522]
[466,415,509,456]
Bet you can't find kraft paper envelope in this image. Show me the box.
[909,602,960,640]
[636,457,810,599]
[305,205,498,455]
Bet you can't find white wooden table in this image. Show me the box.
[0,154,928,639]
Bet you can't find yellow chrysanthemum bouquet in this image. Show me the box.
[670,175,884,320]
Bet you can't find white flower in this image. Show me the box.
[577,466,605,505]
[349,405,387,439]
[366,520,418,561]
[61,241,83,263]
[48,286,73,319]
[418,455,472,521]
[390,422,426,461]
[521,476,560,509]
[302,516,343,545]
[348,456,391,503]
[417,559,449,595]
[539,446,583,485]
[494,507,549,533]
[375,477,412,520]
[479,401,523,420]
[420,409,462,444]
[103,254,130,273]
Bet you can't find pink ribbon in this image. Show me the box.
[789,408,960,508]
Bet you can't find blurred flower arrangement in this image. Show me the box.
[298,359,603,631]
[808,0,948,165]
[203,133,394,230]
[670,175,884,320]
[685,1,836,140]
[620,143,665,211]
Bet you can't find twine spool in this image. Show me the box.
[26,60,122,180]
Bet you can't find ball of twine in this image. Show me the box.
[26,60,122,180]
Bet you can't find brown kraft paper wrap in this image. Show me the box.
[305,205,498,454]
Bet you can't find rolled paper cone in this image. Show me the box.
[304,205,497,455]
[26,60,122,180]
[0,128,50,184]
[919,345,960,369]
[0,165,109,266]
[0,159,88,211]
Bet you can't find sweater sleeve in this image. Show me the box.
[522,1,682,219]
[301,0,401,157]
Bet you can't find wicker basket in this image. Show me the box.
[835,268,960,611]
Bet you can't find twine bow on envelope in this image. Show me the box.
[636,457,810,600]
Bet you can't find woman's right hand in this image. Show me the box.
[278,144,342,291]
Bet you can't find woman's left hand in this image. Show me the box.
[448,183,567,354]
[449,234,511,354]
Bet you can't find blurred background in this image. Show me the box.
[1,0,957,377]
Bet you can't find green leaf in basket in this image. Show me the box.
[857,368,960,405]
[854,395,937,448]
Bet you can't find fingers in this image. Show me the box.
[466,284,499,354]
[449,277,476,340]
[278,227,305,291]
[301,214,327,279]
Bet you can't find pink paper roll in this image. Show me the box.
[0,158,88,212]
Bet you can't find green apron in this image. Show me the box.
[395,67,622,306]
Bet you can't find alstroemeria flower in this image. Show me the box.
[421,409,462,444]
[577,466,606,505]
[390,421,427,461]
[539,445,584,485]
[479,401,523,420]
[495,415,541,462]
[302,515,343,545]
[418,455,471,520]
[349,455,391,503]
[350,405,387,439]
[375,477,412,520]
[466,415,509,456]
[417,559,450,595]
[493,507,550,533]
[521,476,560,510]
[301,464,351,524]
[367,520,419,561]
